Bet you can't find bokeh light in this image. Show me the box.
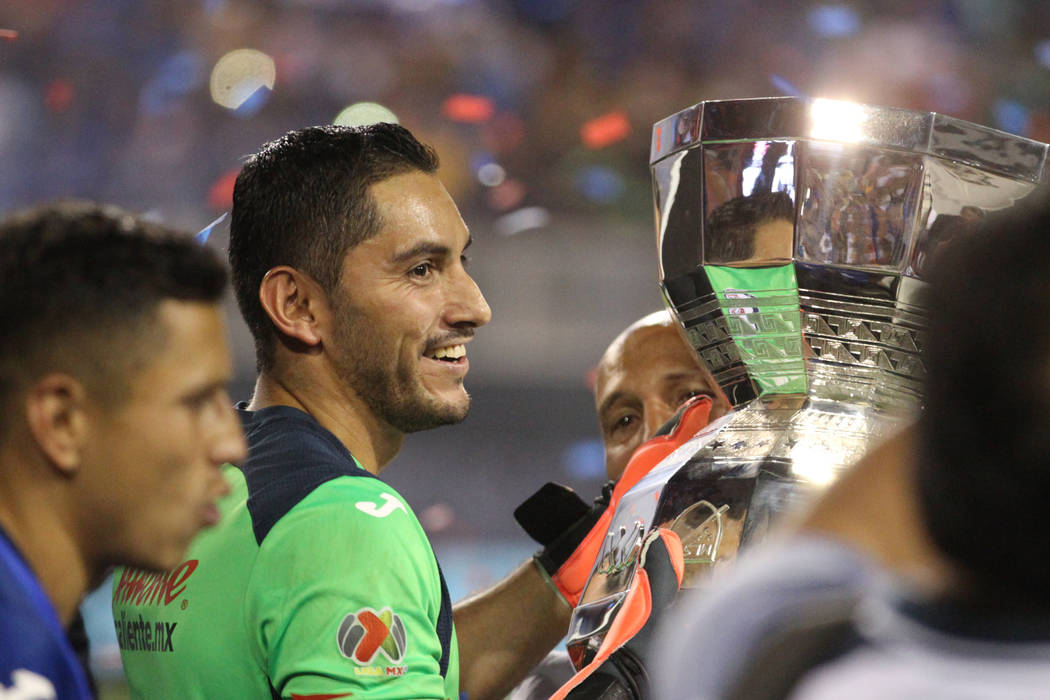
[486,178,527,211]
[993,98,1029,136]
[333,102,399,127]
[477,162,506,187]
[141,50,205,116]
[575,165,625,203]
[561,438,606,480]
[495,206,550,236]
[580,110,630,149]
[1036,40,1050,69]
[442,94,496,124]
[44,79,74,113]
[807,5,861,38]
[209,48,275,113]
[420,502,455,533]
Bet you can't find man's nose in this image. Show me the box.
[448,268,492,328]
[211,399,247,468]
[642,401,677,444]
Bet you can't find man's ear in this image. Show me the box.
[258,266,325,348]
[25,374,87,476]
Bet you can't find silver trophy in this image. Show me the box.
[566,96,1048,666]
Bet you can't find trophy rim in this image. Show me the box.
[649,96,1050,184]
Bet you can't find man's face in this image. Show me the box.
[595,321,730,481]
[78,300,247,572]
[328,171,491,434]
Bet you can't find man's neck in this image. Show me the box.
[0,467,90,625]
[248,370,403,474]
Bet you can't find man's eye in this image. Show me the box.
[184,388,227,416]
[609,414,637,435]
[410,262,434,278]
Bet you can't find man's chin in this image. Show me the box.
[123,548,184,574]
[393,394,470,434]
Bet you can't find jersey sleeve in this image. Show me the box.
[244,478,454,700]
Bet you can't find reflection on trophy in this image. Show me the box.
[565,96,1049,666]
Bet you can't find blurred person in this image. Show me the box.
[706,191,796,265]
[654,188,1050,700]
[510,310,730,699]
[113,123,602,700]
[0,202,246,699]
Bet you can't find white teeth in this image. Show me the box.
[428,344,466,360]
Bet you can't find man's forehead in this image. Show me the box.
[370,170,455,215]
[366,175,471,251]
[132,302,231,393]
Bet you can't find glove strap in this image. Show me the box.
[533,554,573,610]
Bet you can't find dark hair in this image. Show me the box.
[0,201,228,431]
[229,123,439,371]
[917,186,1050,607]
[706,191,795,262]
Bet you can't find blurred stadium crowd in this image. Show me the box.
[3,0,1050,234]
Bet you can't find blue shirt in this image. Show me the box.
[0,526,93,699]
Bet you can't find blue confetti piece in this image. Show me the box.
[195,212,227,245]
[233,85,272,118]
[770,74,805,98]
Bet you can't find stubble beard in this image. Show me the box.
[330,296,470,434]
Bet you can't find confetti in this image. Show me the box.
[580,111,630,149]
[442,94,495,124]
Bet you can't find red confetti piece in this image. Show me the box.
[442,94,495,124]
[580,110,631,149]
[208,170,239,210]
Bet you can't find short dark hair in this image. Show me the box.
[917,186,1050,607]
[0,201,228,435]
[706,191,795,262]
[229,123,439,371]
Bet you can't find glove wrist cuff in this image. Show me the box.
[533,554,573,610]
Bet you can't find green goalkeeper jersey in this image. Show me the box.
[112,405,459,699]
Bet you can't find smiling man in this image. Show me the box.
[114,124,573,700]
[0,202,246,699]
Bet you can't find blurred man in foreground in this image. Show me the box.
[655,189,1050,699]
[0,202,246,699]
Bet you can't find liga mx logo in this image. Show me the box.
[338,607,406,665]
